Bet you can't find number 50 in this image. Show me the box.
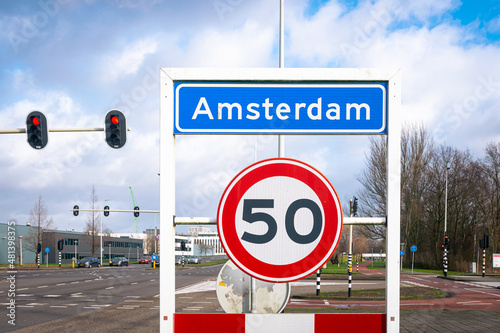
[241,199,322,245]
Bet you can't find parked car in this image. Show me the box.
[151,256,160,267]
[77,257,100,268]
[109,257,129,266]
[188,256,201,264]
[139,256,152,264]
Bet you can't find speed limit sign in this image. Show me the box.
[217,158,343,283]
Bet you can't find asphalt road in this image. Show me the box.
[0,265,160,332]
[3,262,500,332]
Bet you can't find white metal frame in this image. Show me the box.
[160,68,401,333]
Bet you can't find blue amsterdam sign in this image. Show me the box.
[173,82,386,134]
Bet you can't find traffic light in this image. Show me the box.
[444,234,450,250]
[104,205,110,217]
[105,110,126,149]
[181,240,187,251]
[57,239,64,251]
[26,111,48,149]
[353,196,358,216]
[37,243,42,253]
[134,206,140,217]
[73,205,79,216]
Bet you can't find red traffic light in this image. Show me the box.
[30,116,40,125]
[110,115,119,125]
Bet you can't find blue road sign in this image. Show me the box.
[400,250,405,256]
[411,245,417,252]
[174,82,387,134]
[45,247,50,253]
[152,254,158,261]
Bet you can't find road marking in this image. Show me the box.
[84,279,93,282]
[50,305,67,308]
[400,303,435,306]
[464,288,500,297]
[17,294,34,297]
[17,305,34,308]
[37,285,48,288]
[44,295,61,298]
[64,304,79,306]
[105,286,114,290]
[17,288,28,291]
[125,300,154,302]
[26,303,47,306]
[56,283,66,286]
[131,282,138,285]
[71,281,80,284]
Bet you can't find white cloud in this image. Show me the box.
[100,37,158,82]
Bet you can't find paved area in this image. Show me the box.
[400,310,500,332]
[9,290,500,333]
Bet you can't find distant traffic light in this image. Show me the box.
[444,234,450,250]
[105,109,126,149]
[73,205,79,216]
[181,240,187,251]
[134,206,140,217]
[104,205,110,217]
[26,111,48,149]
[57,239,64,251]
[353,196,358,216]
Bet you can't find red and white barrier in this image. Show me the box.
[175,313,386,333]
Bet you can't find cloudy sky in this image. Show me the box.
[1,0,499,235]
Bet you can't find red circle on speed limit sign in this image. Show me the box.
[217,158,343,283]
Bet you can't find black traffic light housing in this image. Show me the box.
[134,206,140,217]
[73,205,79,216]
[181,240,187,251]
[105,109,127,149]
[104,205,110,217]
[353,196,358,216]
[57,239,64,251]
[444,234,450,250]
[37,243,42,253]
[26,111,48,149]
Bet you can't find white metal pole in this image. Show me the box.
[278,0,285,158]
[160,69,176,333]
[386,70,402,332]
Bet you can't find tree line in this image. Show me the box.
[358,124,500,271]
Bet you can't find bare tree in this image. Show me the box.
[84,185,101,257]
[25,196,54,264]
[477,142,500,254]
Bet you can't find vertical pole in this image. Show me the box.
[443,248,448,277]
[386,70,402,331]
[483,249,486,278]
[19,236,23,266]
[59,251,61,268]
[37,253,40,269]
[316,269,321,296]
[160,69,176,333]
[278,0,285,158]
[348,199,353,297]
[412,251,414,274]
[444,166,449,277]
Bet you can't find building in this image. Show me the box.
[0,222,37,266]
[43,230,143,264]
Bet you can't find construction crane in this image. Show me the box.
[129,186,138,233]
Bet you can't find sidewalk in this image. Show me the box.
[401,310,500,332]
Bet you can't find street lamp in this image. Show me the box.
[18,236,23,266]
[443,164,450,277]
